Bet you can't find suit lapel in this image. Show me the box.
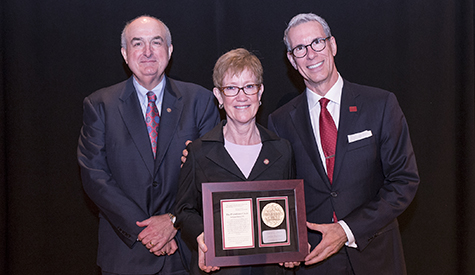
[247,128,283,180]
[333,81,360,185]
[290,93,330,186]
[155,78,182,171]
[206,143,247,180]
[118,78,155,175]
[203,122,281,181]
[203,124,246,179]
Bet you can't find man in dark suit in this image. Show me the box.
[268,13,419,274]
[77,15,220,274]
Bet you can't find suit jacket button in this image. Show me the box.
[330,192,338,197]
[152,181,159,187]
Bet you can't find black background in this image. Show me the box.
[1,1,474,274]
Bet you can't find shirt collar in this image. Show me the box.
[133,76,166,102]
[306,74,344,108]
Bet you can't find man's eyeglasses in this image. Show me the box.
[219,84,261,97]
[290,36,331,58]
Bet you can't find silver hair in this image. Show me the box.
[120,15,172,49]
[283,13,332,51]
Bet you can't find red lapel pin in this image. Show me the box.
[349,106,357,112]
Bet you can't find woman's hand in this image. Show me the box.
[197,232,220,273]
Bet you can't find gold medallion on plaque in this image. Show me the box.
[261,202,285,228]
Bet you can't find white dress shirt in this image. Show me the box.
[306,74,357,248]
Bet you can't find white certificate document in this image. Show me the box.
[221,199,254,249]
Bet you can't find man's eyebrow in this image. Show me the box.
[130,36,164,43]
[131,37,143,42]
[151,36,164,42]
[292,37,322,48]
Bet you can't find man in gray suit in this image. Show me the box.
[78,15,220,275]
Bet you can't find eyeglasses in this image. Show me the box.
[219,84,261,97]
[290,36,331,58]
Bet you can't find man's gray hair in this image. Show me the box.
[121,15,172,49]
[283,13,332,51]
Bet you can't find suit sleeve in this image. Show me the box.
[166,87,219,219]
[343,93,419,251]
[267,114,277,134]
[268,116,296,178]
[77,97,147,248]
[196,91,221,137]
[174,143,204,251]
[285,139,296,180]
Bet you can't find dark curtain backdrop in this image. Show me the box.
[1,0,474,274]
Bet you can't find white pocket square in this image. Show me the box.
[348,130,372,143]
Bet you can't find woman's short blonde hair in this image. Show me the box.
[213,48,263,88]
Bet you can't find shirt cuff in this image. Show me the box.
[338,220,357,248]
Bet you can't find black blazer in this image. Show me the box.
[268,79,419,275]
[78,76,220,274]
[175,121,295,274]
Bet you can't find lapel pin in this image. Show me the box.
[263,159,269,165]
[167,108,172,113]
[349,106,357,112]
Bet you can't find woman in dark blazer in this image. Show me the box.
[174,48,295,275]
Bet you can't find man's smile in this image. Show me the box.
[307,61,323,69]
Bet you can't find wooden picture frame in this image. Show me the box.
[202,179,307,267]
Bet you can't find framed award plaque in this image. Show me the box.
[202,179,307,267]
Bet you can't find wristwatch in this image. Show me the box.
[168,213,177,228]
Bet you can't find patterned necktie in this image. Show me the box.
[146,91,160,158]
[319,98,337,183]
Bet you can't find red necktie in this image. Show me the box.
[319,97,338,222]
[146,92,160,158]
[319,98,337,182]
[319,98,338,222]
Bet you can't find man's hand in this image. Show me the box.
[136,214,177,252]
[180,140,192,167]
[305,221,347,265]
[197,232,220,273]
[152,239,178,256]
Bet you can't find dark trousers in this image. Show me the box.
[102,250,188,275]
[294,247,355,275]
